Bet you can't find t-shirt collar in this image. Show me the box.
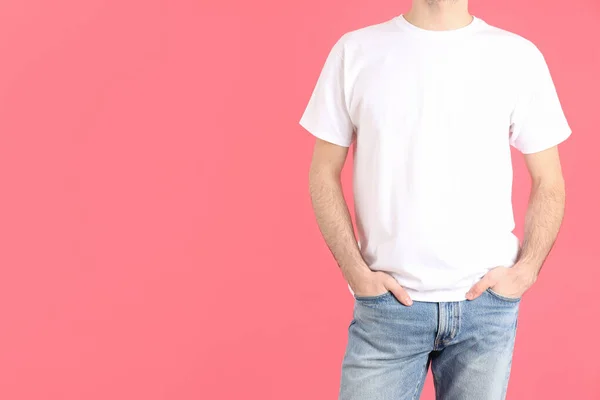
[393,14,484,37]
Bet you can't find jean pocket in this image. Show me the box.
[486,287,521,303]
[354,291,393,302]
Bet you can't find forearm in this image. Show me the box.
[309,171,370,285]
[515,178,566,277]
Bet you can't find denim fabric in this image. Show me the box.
[339,289,520,400]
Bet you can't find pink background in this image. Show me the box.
[0,0,597,399]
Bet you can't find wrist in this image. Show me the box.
[342,264,372,288]
[513,262,539,285]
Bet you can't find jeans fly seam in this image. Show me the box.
[434,303,445,350]
[450,302,460,340]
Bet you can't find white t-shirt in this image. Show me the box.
[299,14,572,302]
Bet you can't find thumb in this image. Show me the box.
[466,275,493,300]
[385,278,413,306]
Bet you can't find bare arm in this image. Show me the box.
[466,145,567,299]
[309,138,412,305]
[308,139,366,284]
[516,145,566,277]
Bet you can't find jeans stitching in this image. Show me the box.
[486,288,521,302]
[433,303,444,350]
[500,317,518,399]
[354,291,392,301]
[450,301,460,340]
[412,358,429,400]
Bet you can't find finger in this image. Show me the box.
[385,281,413,306]
[466,276,493,300]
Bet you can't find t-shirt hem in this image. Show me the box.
[403,286,471,302]
[346,282,472,302]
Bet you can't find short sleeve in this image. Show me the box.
[509,44,572,154]
[299,39,355,147]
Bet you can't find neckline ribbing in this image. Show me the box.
[393,14,484,37]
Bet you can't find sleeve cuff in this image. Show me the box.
[299,119,353,147]
[515,127,572,154]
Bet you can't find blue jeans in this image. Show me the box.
[339,289,520,400]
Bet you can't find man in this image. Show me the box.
[299,0,571,399]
